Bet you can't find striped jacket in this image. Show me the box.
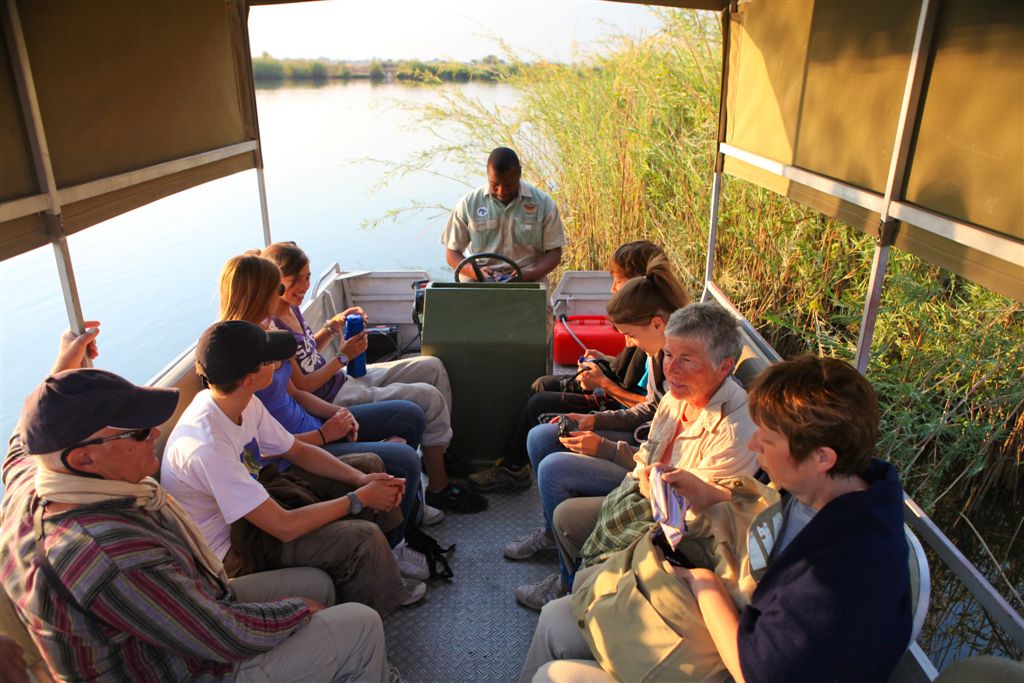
[0,439,310,682]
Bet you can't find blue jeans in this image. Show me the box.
[527,422,634,587]
[323,400,425,546]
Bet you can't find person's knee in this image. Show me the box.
[319,602,383,639]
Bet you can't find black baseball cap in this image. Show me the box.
[195,320,297,386]
[19,369,179,454]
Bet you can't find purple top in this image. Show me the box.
[254,361,322,471]
[268,305,345,402]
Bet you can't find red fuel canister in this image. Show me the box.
[553,315,626,365]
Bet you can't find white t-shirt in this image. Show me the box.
[161,390,295,559]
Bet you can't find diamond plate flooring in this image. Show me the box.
[385,484,560,683]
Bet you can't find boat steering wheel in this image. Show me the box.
[453,252,524,283]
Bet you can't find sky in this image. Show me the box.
[247,0,667,63]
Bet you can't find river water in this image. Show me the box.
[0,81,517,439]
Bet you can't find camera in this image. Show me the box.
[556,415,578,438]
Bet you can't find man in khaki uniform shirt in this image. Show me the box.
[441,147,566,283]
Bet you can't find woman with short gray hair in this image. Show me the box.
[515,300,759,612]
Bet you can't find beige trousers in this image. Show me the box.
[232,568,389,683]
[335,355,454,447]
[552,496,604,587]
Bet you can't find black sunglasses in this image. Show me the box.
[60,428,152,459]
[59,428,153,479]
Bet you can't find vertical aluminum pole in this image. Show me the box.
[702,7,731,302]
[702,172,723,302]
[854,0,939,374]
[3,0,87,338]
[257,165,272,246]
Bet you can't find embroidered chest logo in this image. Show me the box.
[523,203,537,214]
[476,207,489,218]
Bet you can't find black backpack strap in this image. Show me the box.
[34,503,94,619]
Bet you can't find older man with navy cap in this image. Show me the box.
[1,324,392,682]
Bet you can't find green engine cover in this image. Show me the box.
[421,282,550,468]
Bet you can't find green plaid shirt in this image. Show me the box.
[580,476,654,568]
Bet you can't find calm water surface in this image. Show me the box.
[0,81,518,439]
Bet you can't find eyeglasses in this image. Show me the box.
[60,428,152,459]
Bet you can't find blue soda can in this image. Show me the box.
[344,314,367,378]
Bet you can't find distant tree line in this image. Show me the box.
[251,53,517,83]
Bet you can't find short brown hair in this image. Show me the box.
[608,240,665,279]
[606,254,690,325]
[748,355,879,477]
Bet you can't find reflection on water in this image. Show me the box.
[0,81,518,439]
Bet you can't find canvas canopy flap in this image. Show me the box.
[0,0,259,262]
[721,0,1023,301]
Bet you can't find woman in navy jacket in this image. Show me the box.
[672,355,912,683]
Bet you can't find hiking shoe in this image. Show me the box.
[400,578,426,606]
[393,540,430,581]
[426,483,488,513]
[469,459,532,492]
[420,503,445,526]
[515,572,566,611]
[503,527,556,560]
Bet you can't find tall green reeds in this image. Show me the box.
[376,9,1022,659]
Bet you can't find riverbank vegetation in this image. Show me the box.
[377,10,1022,663]
[251,52,515,83]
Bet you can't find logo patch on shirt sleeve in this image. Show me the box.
[476,207,489,218]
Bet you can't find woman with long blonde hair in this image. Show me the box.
[217,252,432,579]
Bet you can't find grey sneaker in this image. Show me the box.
[393,540,430,581]
[400,578,427,606]
[420,503,445,526]
[503,527,556,560]
[469,459,532,492]
[515,572,566,611]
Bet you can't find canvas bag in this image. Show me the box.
[572,476,782,683]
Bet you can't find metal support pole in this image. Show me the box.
[257,165,272,246]
[702,171,723,301]
[855,238,891,374]
[853,0,939,374]
[3,0,87,337]
[702,7,731,302]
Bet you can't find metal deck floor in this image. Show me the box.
[385,484,558,683]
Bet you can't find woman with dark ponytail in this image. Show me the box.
[503,254,692,609]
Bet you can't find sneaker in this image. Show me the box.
[503,527,556,560]
[468,459,532,492]
[400,578,426,606]
[426,483,488,513]
[420,503,445,526]
[393,540,430,581]
[515,572,566,611]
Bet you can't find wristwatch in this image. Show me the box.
[336,353,348,367]
[346,491,364,515]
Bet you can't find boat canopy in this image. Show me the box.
[1,0,1021,302]
[0,0,260,262]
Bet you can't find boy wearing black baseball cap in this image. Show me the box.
[162,320,424,614]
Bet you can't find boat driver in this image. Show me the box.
[441,147,566,283]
